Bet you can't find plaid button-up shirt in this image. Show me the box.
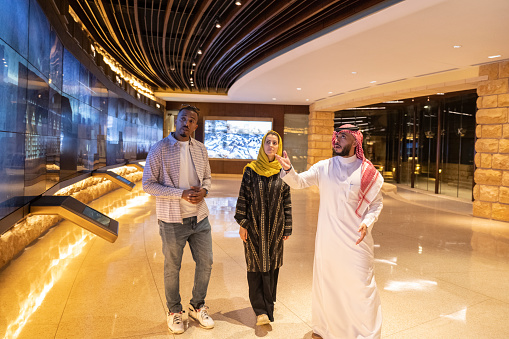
[142,133,212,223]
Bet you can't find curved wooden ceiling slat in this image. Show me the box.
[68,0,387,94]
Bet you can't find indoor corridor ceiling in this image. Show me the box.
[68,0,387,95]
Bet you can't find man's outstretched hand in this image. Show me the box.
[356,223,367,245]
[275,150,292,171]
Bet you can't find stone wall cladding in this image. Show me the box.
[0,167,142,269]
[475,61,509,221]
[307,111,334,169]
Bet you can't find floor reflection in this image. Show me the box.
[1,176,509,338]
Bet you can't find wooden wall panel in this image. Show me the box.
[166,102,308,174]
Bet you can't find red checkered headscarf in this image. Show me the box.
[332,124,380,217]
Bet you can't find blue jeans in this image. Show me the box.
[159,216,213,313]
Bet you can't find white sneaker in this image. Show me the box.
[167,311,185,334]
[189,304,215,329]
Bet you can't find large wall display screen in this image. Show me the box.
[204,117,273,159]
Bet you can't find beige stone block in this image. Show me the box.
[483,95,498,108]
[317,112,334,120]
[308,148,322,157]
[500,139,509,153]
[499,94,509,107]
[307,156,315,165]
[476,96,483,109]
[474,169,502,185]
[321,149,332,157]
[476,108,507,124]
[477,79,509,96]
[491,203,509,222]
[322,134,333,142]
[476,125,482,138]
[308,141,316,149]
[473,184,480,200]
[473,200,492,219]
[500,60,509,78]
[475,139,498,153]
[479,63,499,80]
[309,119,324,126]
[479,185,499,202]
[308,111,317,120]
[481,153,492,168]
[492,154,509,169]
[503,124,509,139]
[481,124,502,138]
[317,141,331,149]
[502,171,509,186]
[475,153,481,167]
[308,134,322,141]
[499,187,509,204]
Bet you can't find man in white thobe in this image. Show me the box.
[276,124,384,339]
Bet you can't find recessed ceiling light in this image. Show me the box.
[191,84,195,87]
[352,71,357,74]
[197,49,202,55]
[272,98,276,100]
[488,55,501,59]
[192,62,196,67]
[328,91,333,94]
[235,1,242,5]
[437,92,444,95]
[453,45,462,48]
[215,22,221,29]
[306,99,309,101]
[370,81,377,83]
[296,88,301,90]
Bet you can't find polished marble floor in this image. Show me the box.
[1,175,509,338]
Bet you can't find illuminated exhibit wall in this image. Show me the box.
[0,0,163,221]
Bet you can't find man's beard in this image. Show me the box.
[336,143,352,156]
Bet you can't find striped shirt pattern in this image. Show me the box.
[142,133,212,223]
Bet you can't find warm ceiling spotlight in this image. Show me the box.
[370,80,377,83]
[235,1,242,5]
[351,71,357,74]
[192,62,196,67]
[297,87,301,90]
[328,91,333,94]
[215,21,221,29]
[156,103,161,108]
[197,49,202,55]
[488,54,501,59]
[191,84,195,87]
[190,77,193,81]
[272,98,276,100]
[453,45,462,48]
[437,92,444,95]
[306,99,309,101]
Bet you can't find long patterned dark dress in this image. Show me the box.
[234,167,292,272]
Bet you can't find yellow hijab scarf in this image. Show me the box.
[244,131,283,177]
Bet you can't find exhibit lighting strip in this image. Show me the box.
[68,6,156,101]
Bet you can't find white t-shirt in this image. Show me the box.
[178,140,200,218]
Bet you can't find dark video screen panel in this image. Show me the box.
[204,118,272,160]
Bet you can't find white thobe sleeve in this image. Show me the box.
[361,189,383,228]
[280,163,319,189]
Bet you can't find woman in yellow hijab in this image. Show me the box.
[234,131,293,327]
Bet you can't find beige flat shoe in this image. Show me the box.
[256,314,270,325]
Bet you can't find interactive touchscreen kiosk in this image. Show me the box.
[30,196,119,242]
[92,171,136,191]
